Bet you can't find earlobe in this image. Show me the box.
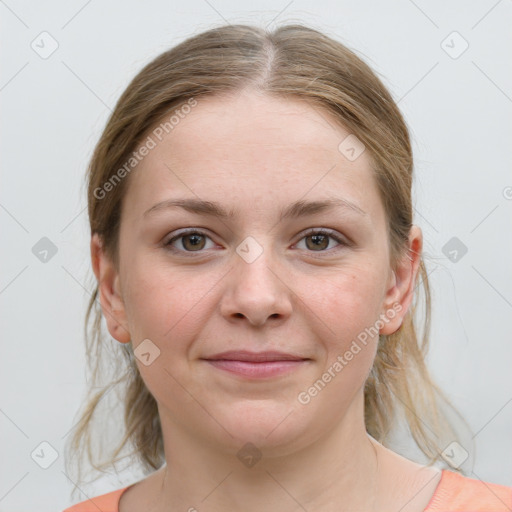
[379,226,423,335]
[90,234,131,344]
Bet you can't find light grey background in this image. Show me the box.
[1,1,511,511]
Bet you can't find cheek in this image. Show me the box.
[301,264,385,335]
[301,265,384,388]
[123,265,215,401]
[122,259,231,384]
[293,271,382,412]
[122,259,199,341]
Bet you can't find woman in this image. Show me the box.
[63,23,512,511]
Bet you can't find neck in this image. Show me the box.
[153,392,381,512]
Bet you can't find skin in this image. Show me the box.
[91,89,442,512]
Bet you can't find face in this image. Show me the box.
[92,89,421,458]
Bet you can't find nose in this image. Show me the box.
[219,244,293,327]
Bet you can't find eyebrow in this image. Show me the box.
[143,197,367,221]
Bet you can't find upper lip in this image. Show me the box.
[203,350,309,362]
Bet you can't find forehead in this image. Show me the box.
[124,90,381,219]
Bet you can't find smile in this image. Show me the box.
[203,359,309,378]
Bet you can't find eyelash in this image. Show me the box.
[163,228,348,256]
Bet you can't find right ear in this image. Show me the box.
[90,233,131,344]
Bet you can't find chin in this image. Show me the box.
[213,400,314,452]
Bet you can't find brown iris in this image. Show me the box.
[181,233,206,251]
[305,233,329,251]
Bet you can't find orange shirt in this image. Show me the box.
[63,469,512,511]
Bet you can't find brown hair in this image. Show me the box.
[64,22,472,495]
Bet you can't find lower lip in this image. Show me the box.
[205,359,308,378]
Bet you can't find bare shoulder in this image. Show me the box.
[118,468,164,512]
[395,464,443,512]
[372,439,443,512]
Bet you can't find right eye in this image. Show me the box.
[164,229,216,253]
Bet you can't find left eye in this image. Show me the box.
[294,229,345,252]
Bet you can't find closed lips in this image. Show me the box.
[204,351,309,362]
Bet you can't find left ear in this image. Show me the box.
[379,225,423,335]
